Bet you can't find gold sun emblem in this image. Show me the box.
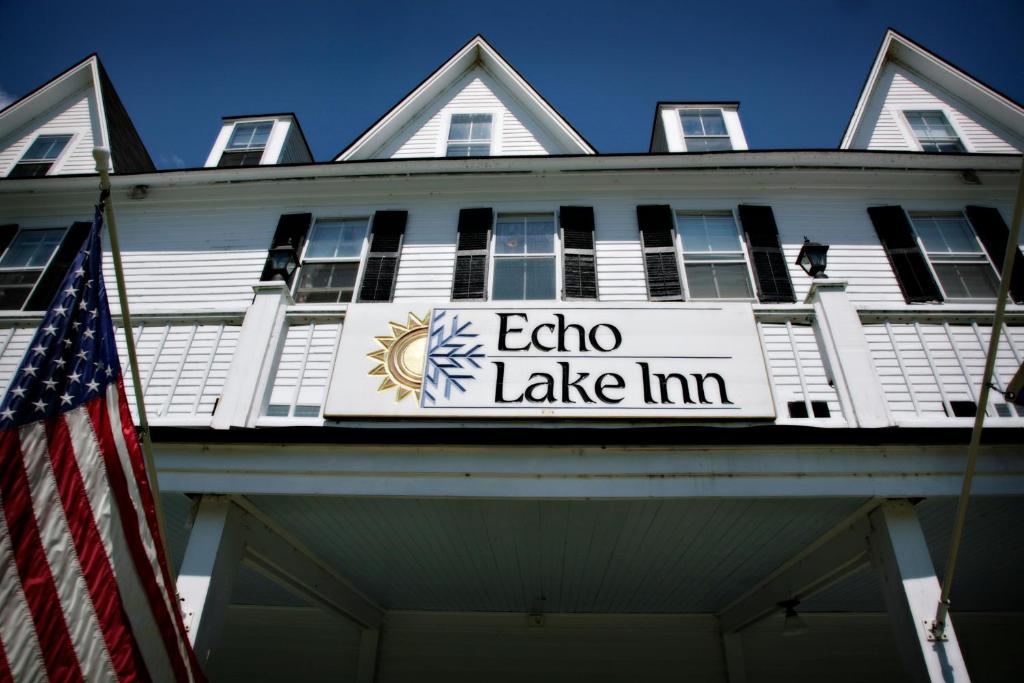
[367,312,430,403]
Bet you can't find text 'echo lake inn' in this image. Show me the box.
[2,29,1023,681]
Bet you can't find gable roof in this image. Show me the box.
[840,28,1024,149]
[0,54,154,173]
[336,35,595,160]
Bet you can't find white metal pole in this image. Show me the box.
[92,147,173,577]
[932,156,1024,638]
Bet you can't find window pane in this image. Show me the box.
[1,229,64,268]
[495,219,525,255]
[700,110,727,135]
[23,135,71,161]
[934,263,998,299]
[492,258,526,300]
[294,262,359,303]
[914,216,979,254]
[680,111,703,136]
[227,122,271,150]
[0,269,43,309]
[525,218,554,254]
[470,118,491,141]
[679,215,741,253]
[467,144,490,156]
[686,263,752,298]
[8,162,53,178]
[448,117,471,141]
[306,219,366,258]
[250,123,271,147]
[685,264,716,298]
[524,257,556,299]
[685,137,732,152]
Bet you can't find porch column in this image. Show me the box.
[176,495,246,669]
[805,279,890,427]
[867,500,970,682]
[356,628,380,683]
[211,281,292,429]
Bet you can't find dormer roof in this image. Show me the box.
[336,35,595,160]
[0,54,153,175]
[841,28,1024,151]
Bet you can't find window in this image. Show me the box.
[677,212,753,298]
[910,212,998,299]
[680,109,731,152]
[293,217,369,303]
[492,214,556,300]
[9,135,72,177]
[218,121,272,167]
[904,111,964,153]
[0,228,66,308]
[446,114,492,157]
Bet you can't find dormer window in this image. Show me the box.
[8,135,72,178]
[680,110,731,151]
[446,114,492,157]
[218,121,272,167]
[904,111,964,153]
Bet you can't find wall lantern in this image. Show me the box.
[796,237,829,278]
[779,599,809,637]
[265,245,300,283]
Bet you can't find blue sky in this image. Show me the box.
[1,0,1021,168]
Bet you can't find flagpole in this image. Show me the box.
[93,148,173,578]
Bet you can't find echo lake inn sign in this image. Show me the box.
[324,303,776,419]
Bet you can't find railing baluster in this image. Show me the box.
[885,322,920,417]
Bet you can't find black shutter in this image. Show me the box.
[737,205,795,303]
[636,205,682,300]
[452,208,492,300]
[25,221,91,311]
[260,213,312,283]
[0,224,18,258]
[358,210,407,302]
[560,206,597,300]
[867,206,943,303]
[965,205,1024,304]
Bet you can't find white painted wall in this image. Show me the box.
[857,63,1022,152]
[0,86,100,176]
[376,65,563,158]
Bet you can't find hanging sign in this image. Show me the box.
[324,303,775,419]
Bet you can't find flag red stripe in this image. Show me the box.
[45,414,151,683]
[0,633,12,683]
[0,430,84,683]
[86,396,193,682]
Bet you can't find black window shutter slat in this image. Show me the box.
[636,205,682,301]
[965,205,1024,304]
[737,205,795,303]
[560,206,597,300]
[452,208,492,300]
[25,221,91,310]
[0,224,18,258]
[260,213,312,282]
[867,206,944,303]
[358,210,407,302]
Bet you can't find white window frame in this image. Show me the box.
[0,226,68,310]
[677,109,733,152]
[9,133,75,177]
[292,215,372,305]
[438,109,502,157]
[674,209,757,301]
[895,107,973,153]
[487,211,561,302]
[219,120,274,166]
[906,209,1000,302]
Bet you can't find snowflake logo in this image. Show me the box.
[422,310,486,405]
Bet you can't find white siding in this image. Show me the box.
[279,128,310,164]
[266,320,341,415]
[0,325,36,393]
[394,205,458,301]
[759,321,842,422]
[864,63,1021,152]
[0,86,100,176]
[377,66,562,158]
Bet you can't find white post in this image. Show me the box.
[356,628,380,683]
[720,630,747,683]
[211,281,292,429]
[806,279,890,427]
[867,501,970,682]
[176,495,246,669]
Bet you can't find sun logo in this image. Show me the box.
[367,311,430,403]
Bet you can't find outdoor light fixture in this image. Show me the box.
[128,184,149,200]
[266,245,300,283]
[779,599,809,637]
[796,237,830,278]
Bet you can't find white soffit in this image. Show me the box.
[336,35,595,160]
[840,29,1024,149]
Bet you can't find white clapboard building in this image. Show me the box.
[1,30,1023,681]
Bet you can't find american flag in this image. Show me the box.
[0,206,203,681]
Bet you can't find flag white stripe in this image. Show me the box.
[0,497,47,683]
[105,389,196,683]
[65,406,177,682]
[18,421,116,682]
